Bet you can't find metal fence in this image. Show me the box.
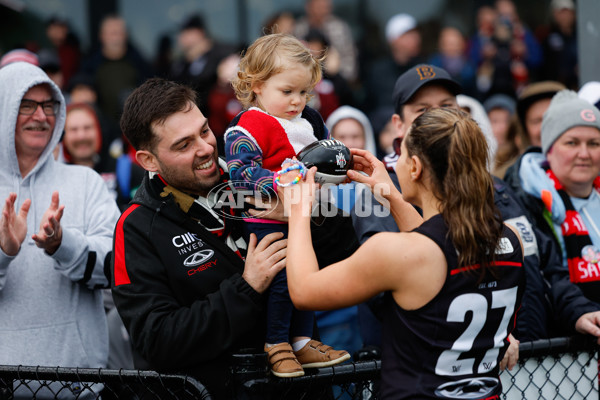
[0,336,597,399]
[0,367,210,400]
[500,336,599,400]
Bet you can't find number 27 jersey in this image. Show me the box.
[381,214,525,400]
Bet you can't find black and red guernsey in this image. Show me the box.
[380,214,524,400]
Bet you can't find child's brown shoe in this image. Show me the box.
[293,340,351,368]
[265,343,305,378]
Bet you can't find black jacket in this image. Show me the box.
[493,177,554,340]
[503,149,600,334]
[111,168,360,397]
[111,172,266,397]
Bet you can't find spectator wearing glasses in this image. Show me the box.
[0,62,120,398]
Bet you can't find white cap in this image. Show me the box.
[578,81,600,107]
[551,0,575,10]
[385,13,417,42]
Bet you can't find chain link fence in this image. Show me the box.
[0,366,210,400]
[500,336,599,400]
[0,336,597,399]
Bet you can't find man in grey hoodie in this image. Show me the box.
[0,61,121,398]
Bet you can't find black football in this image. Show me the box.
[297,139,353,185]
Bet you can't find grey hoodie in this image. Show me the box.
[0,62,120,393]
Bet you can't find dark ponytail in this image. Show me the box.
[406,108,503,273]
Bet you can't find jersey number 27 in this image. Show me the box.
[435,287,518,376]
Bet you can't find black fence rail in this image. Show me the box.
[230,352,381,399]
[0,366,210,400]
[0,336,597,399]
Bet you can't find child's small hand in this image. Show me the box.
[280,166,317,218]
[277,157,303,186]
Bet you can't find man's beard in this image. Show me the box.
[157,156,221,197]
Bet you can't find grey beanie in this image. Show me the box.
[541,90,600,154]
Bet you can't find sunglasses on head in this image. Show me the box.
[393,137,402,157]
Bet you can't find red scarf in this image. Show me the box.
[545,169,600,302]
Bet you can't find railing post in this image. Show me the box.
[0,377,12,400]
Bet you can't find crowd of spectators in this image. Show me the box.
[1,0,581,156]
[1,0,583,158]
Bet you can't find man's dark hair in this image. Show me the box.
[120,77,197,151]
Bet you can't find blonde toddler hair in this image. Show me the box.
[231,33,323,109]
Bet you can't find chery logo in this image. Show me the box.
[184,249,214,267]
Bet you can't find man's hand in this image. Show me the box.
[242,232,287,293]
[32,191,64,255]
[499,333,519,371]
[575,311,600,344]
[0,193,31,256]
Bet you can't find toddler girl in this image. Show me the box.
[225,33,350,377]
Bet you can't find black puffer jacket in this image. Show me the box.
[503,150,600,335]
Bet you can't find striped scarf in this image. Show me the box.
[545,169,600,302]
